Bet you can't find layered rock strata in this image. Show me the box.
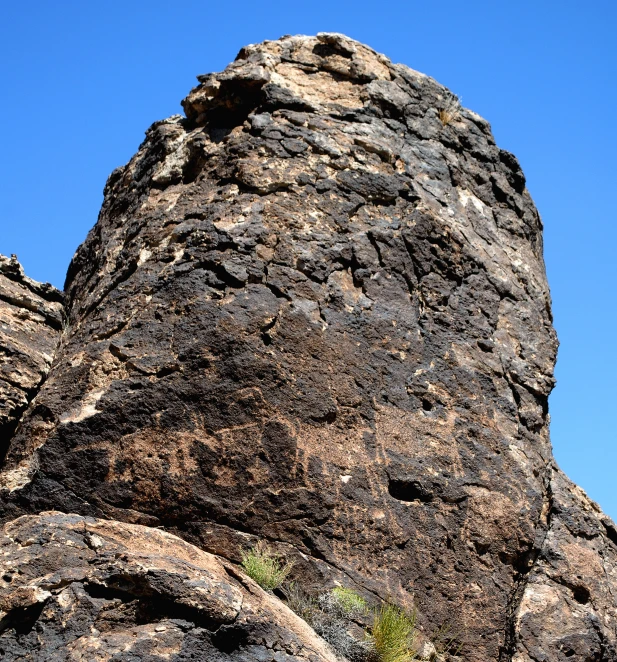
[0,33,615,661]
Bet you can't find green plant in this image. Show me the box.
[371,603,418,662]
[282,582,422,662]
[329,586,368,617]
[284,584,373,662]
[240,541,293,590]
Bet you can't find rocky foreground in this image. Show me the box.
[1,33,616,661]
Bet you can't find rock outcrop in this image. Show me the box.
[0,511,337,661]
[0,255,63,464]
[0,33,616,661]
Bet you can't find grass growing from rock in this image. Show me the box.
[284,584,374,661]
[240,541,293,590]
[283,582,421,662]
[371,603,418,662]
[330,586,368,617]
[437,91,461,126]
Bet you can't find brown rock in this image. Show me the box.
[509,469,617,660]
[0,33,615,661]
[0,511,337,661]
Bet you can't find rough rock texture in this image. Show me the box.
[0,255,63,463]
[1,33,616,661]
[0,511,337,661]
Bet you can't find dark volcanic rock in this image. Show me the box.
[0,255,63,464]
[0,33,615,661]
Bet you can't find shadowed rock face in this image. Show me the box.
[0,33,616,661]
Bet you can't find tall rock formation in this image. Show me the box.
[1,34,616,661]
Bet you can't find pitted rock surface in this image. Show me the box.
[0,33,616,661]
[0,255,63,464]
[0,511,337,661]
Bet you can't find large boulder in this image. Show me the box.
[0,511,337,661]
[1,33,615,660]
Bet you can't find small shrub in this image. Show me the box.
[329,587,368,618]
[314,619,374,662]
[240,541,293,590]
[371,603,418,662]
[284,584,422,662]
[285,584,373,662]
[437,92,461,126]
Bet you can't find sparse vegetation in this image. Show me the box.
[284,581,318,622]
[273,562,426,662]
[284,584,374,662]
[240,541,293,590]
[329,586,369,618]
[371,603,418,662]
[432,621,463,658]
[437,92,462,126]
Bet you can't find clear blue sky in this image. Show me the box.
[1,1,615,517]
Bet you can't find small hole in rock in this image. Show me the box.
[388,478,433,502]
[211,625,248,653]
[571,585,590,605]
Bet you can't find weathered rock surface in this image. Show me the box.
[0,255,63,463]
[1,33,616,661]
[510,469,617,661]
[0,511,337,661]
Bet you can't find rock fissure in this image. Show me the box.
[499,466,555,662]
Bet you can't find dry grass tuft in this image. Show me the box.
[438,92,462,126]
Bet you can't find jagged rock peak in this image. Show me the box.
[183,33,418,121]
[0,34,616,662]
[0,254,64,315]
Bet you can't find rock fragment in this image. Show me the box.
[0,255,63,465]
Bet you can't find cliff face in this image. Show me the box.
[0,33,616,661]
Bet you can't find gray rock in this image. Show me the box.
[0,512,337,661]
[0,254,63,467]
